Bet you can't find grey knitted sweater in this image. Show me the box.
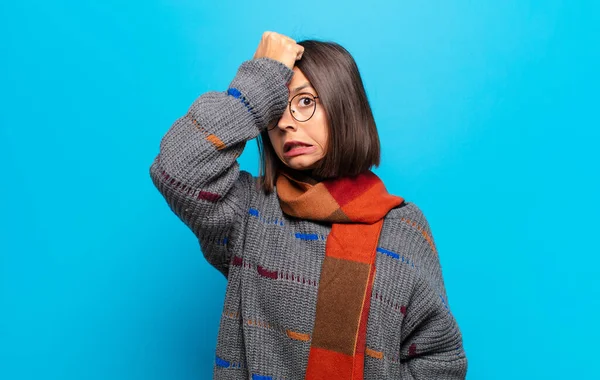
[150,58,467,379]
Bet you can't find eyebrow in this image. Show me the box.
[290,83,314,95]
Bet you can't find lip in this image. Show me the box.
[283,140,312,151]
[283,141,316,157]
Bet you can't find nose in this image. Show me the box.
[276,102,298,131]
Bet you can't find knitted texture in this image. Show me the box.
[149,58,467,379]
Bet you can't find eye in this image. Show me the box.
[295,95,315,108]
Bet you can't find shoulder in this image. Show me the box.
[238,171,268,195]
[382,199,435,244]
[384,199,433,232]
[380,200,445,287]
[239,171,281,207]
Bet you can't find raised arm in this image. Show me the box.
[149,55,294,276]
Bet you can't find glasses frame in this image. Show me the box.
[268,92,320,130]
[288,92,320,122]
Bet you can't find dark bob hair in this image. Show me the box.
[257,40,380,193]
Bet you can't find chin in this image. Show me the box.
[288,163,315,171]
[278,153,323,171]
[285,160,318,171]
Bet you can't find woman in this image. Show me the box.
[150,31,467,380]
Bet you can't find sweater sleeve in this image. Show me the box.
[399,210,468,379]
[149,58,294,277]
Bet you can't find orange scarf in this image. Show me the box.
[276,169,404,379]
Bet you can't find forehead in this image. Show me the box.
[288,67,313,91]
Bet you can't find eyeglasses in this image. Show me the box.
[268,92,320,130]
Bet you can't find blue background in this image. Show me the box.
[1,1,598,379]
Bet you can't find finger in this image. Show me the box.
[280,34,296,43]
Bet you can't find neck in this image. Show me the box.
[279,166,328,184]
[306,169,327,182]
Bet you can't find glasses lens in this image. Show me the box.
[290,93,317,122]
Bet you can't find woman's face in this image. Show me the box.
[268,67,328,171]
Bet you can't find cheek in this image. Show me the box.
[314,116,329,150]
[267,131,282,153]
